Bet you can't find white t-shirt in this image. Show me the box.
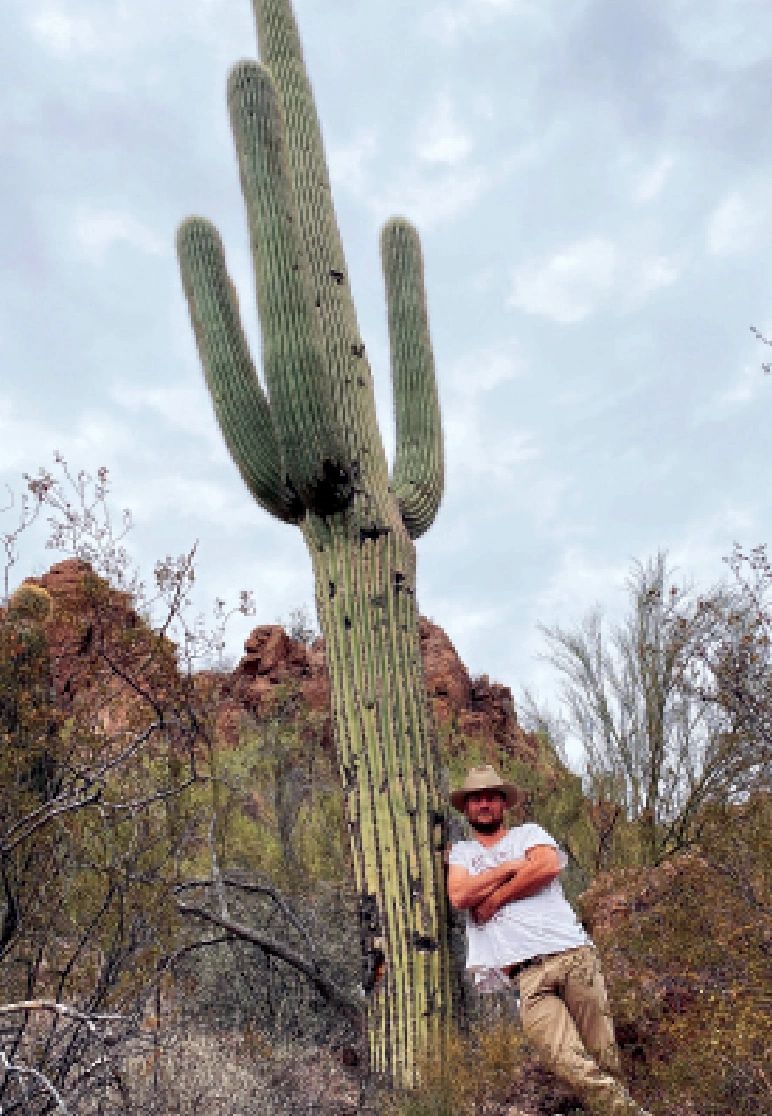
[448,823,590,992]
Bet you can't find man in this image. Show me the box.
[447,765,650,1116]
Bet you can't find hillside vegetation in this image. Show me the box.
[0,469,768,1114]
[1,551,768,1115]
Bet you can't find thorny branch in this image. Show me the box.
[1,454,260,1114]
[177,875,320,959]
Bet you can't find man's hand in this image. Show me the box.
[471,893,500,925]
[447,858,524,911]
[467,845,562,924]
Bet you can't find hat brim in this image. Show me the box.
[450,784,518,813]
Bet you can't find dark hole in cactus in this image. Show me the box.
[422,991,437,1017]
[330,268,345,284]
[283,478,307,520]
[359,524,390,544]
[393,570,405,589]
[351,343,365,357]
[310,459,352,516]
[357,375,366,387]
[328,580,336,600]
[412,933,439,952]
[361,947,386,994]
[431,809,447,851]
[344,616,352,630]
[359,893,380,932]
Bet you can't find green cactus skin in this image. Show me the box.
[177,0,447,1084]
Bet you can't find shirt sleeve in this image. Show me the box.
[448,842,468,868]
[521,824,568,869]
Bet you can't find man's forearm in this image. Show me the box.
[448,859,525,910]
[485,872,553,909]
[471,851,561,923]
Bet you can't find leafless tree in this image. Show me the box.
[538,552,770,864]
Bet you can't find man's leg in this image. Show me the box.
[519,954,645,1116]
[561,946,622,1078]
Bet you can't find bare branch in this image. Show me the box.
[176,900,361,1014]
[177,875,319,959]
[0,1048,70,1113]
[0,1001,126,1026]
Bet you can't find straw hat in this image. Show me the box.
[450,764,517,812]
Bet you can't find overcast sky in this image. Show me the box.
[2,0,771,754]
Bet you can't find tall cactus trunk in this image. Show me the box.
[309,518,449,1079]
[177,0,450,1085]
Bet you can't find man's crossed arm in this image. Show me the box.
[447,845,561,925]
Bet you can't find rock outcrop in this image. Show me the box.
[217,614,537,764]
[15,558,181,739]
[9,559,537,766]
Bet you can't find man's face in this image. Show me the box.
[464,789,506,835]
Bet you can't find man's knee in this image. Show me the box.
[596,1035,621,1076]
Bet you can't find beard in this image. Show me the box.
[468,816,502,835]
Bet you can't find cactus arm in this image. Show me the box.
[381,218,444,540]
[227,61,352,513]
[176,216,302,524]
[251,1,388,486]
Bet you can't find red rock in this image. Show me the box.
[17,560,538,768]
[224,615,538,765]
[242,625,294,676]
[10,559,181,743]
[419,617,471,710]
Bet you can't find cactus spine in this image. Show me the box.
[177,0,448,1083]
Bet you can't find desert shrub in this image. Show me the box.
[380,1021,532,1116]
[205,692,349,889]
[581,800,771,1116]
[173,879,361,1047]
[106,1026,282,1115]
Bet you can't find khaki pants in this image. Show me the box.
[518,945,645,1116]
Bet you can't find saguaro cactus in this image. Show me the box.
[177,0,448,1083]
